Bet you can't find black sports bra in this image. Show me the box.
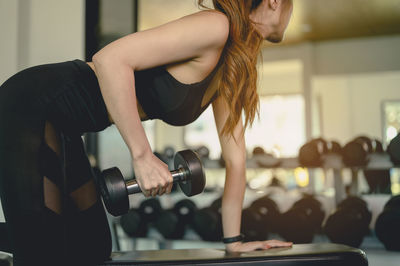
[135,63,220,126]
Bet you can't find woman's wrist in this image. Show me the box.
[131,146,152,161]
[222,234,244,244]
[225,241,242,252]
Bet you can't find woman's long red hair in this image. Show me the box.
[198,0,264,137]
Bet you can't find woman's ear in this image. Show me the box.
[268,0,280,11]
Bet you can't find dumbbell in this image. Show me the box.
[192,197,223,242]
[163,146,176,160]
[195,145,210,160]
[99,150,205,216]
[241,196,280,241]
[363,168,391,194]
[324,196,372,247]
[120,209,147,238]
[251,146,281,168]
[278,195,325,243]
[298,138,341,167]
[342,136,390,193]
[162,146,176,169]
[342,136,383,167]
[120,198,162,238]
[154,199,198,239]
[375,195,400,251]
[387,132,400,165]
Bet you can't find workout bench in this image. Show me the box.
[98,243,368,265]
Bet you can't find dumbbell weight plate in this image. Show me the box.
[388,133,400,165]
[342,139,370,167]
[174,150,205,197]
[173,199,198,224]
[99,167,129,216]
[327,141,342,154]
[241,207,269,241]
[298,138,328,167]
[324,197,371,248]
[138,198,162,222]
[154,210,182,239]
[279,207,315,243]
[250,196,281,233]
[192,207,223,241]
[375,209,400,251]
[292,196,325,231]
[375,195,400,251]
[120,209,148,238]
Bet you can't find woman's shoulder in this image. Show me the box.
[182,10,230,48]
[192,9,229,26]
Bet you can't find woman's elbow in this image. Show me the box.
[92,51,109,67]
[93,51,134,72]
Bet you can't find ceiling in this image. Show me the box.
[281,0,400,45]
[138,0,400,45]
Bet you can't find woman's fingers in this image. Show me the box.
[166,182,174,194]
[134,153,173,197]
[227,240,293,253]
[263,239,293,248]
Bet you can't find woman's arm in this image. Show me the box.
[212,96,292,252]
[92,11,228,196]
[212,95,246,240]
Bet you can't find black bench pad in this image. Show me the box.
[99,243,368,266]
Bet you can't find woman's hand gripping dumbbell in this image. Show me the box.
[97,150,206,216]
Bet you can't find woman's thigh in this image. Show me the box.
[63,134,112,265]
[0,125,111,265]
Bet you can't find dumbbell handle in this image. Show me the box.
[126,168,188,194]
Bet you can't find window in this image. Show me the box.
[184,106,219,159]
[246,95,305,157]
[184,95,306,159]
[184,58,305,159]
[382,100,400,145]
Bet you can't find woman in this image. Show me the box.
[0,0,293,265]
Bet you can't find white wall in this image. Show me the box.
[0,0,18,84]
[27,0,85,67]
[313,71,400,144]
[0,0,85,84]
[310,35,400,144]
[260,35,400,143]
[314,35,400,76]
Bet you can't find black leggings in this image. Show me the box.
[0,60,112,266]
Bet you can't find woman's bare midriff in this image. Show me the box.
[86,62,149,124]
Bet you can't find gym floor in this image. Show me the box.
[358,236,399,266]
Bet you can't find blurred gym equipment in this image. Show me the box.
[324,196,372,247]
[278,195,325,243]
[154,199,198,239]
[251,146,281,168]
[241,196,280,241]
[192,197,223,242]
[387,132,400,165]
[375,195,400,251]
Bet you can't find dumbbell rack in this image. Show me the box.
[108,153,398,253]
[202,153,398,205]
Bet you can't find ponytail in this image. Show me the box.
[198,0,264,137]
